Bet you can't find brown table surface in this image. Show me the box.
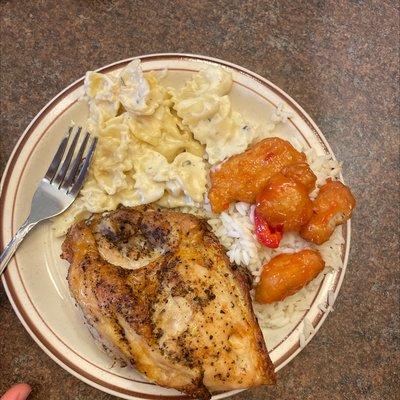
[1,1,399,399]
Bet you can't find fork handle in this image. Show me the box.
[0,219,38,276]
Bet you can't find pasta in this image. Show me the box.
[172,66,255,164]
[53,60,208,236]
[127,88,203,162]
[53,62,290,236]
[84,72,119,134]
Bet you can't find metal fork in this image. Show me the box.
[0,126,97,275]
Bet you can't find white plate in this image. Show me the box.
[0,54,351,400]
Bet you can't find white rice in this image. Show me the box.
[327,289,336,308]
[271,102,294,124]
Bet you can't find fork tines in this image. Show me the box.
[44,126,97,195]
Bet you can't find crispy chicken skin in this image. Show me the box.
[62,206,275,399]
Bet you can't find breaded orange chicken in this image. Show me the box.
[255,249,325,304]
[256,173,313,232]
[281,162,317,193]
[209,138,306,213]
[300,179,355,244]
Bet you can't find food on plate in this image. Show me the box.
[208,137,306,213]
[127,103,204,162]
[256,173,313,232]
[62,206,276,399]
[52,60,356,393]
[300,179,356,244]
[54,61,208,236]
[84,72,120,130]
[281,162,317,193]
[173,66,256,164]
[84,60,165,132]
[255,249,325,304]
[209,134,354,252]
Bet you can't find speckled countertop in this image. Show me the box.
[0,1,399,399]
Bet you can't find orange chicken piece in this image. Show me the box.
[255,249,325,304]
[300,179,356,245]
[209,138,306,213]
[256,173,313,232]
[281,162,317,193]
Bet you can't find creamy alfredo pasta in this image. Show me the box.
[173,67,253,164]
[53,60,280,236]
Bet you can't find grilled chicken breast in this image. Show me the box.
[62,206,275,399]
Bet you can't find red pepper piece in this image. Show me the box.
[254,210,283,248]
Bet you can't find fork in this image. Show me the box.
[0,126,97,275]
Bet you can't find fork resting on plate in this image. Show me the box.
[0,126,97,275]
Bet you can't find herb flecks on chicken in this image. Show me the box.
[62,205,275,399]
